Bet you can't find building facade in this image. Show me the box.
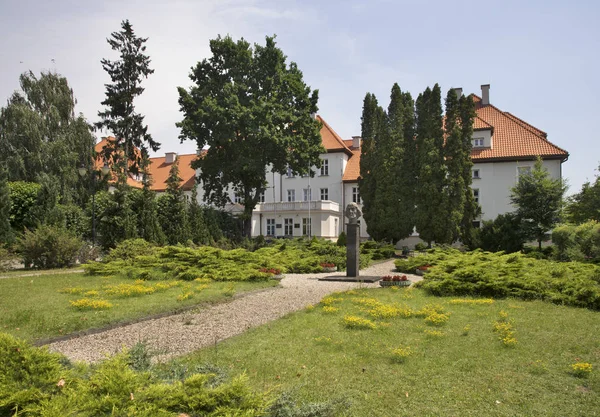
[100,84,568,246]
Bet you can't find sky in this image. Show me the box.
[1,0,598,195]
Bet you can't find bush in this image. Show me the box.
[478,213,525,254]
[8,181,41,233]
[415,249,600,310]
[553,221,600,262]
[18,225,83,269]
[104,238,157,262]
[415,242,428,251]
[336,231,347,247]
[0,333,271,416]
[0,246,17,272]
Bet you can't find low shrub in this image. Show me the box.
[415,249,600,310]
[553,221,600,262]
[0,333,271,415]
[18,225,83,269]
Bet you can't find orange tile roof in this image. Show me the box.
[94,137,198,191]
[317,115,353,156]
[342,147,361,182]
[471,95,568,161]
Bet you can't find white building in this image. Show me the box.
[103,84,568,245]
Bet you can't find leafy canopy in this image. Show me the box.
[177,35,323,236]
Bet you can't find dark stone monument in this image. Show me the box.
[345,203,361,277]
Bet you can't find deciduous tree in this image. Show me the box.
[177,35,323,237]
[566,165,600,224]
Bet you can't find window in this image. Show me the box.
[472,169,480,179]
[334,218,338,235]
[473,137,484,147]
[320,159,329,176]
[287,189,295,202]
[233,193,242,204]
[286,167,295,178]
[473,188,479,204]
[352,187,360,203]
[258,191,265,203]
[518,166,532,177]
[266,219,275,236]
[302,218,312,236]
[472,221,481,229]
[303,188,312,201]
[284,218,294,236]
[320,188,329,201]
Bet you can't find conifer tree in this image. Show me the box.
[96,20,159,183]
[359,93,382,238]
[135,161,165,244]
[415,84,448,245]
[458,93,479,246]
[0,167,12,244]
[189,184,210,245]
[157,158,191,245]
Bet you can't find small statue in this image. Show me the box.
[345,202,362,224]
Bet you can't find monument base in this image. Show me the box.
[346,222,360,277]
[318,275,380,283]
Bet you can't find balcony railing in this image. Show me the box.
[255,200,340,213]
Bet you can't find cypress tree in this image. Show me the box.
[415,84,448,246]
[136,160,165,244]
[442,88,465,242]
[458,94,479,246]
[359,93,383,239]
[0,167,12,244]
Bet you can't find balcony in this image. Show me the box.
[255,200,340,213]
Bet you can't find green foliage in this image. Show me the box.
[0,333,270,416]
[96,19,159,181]
[336,231,347,247]
[553,221,600,262]
[415,84,448,245]
[511,157,567,249]
[8,181,41,233]
[177,35,323,237]
[157,158,191,245]
[478,213,526,253]
[0,71,96,205]
[85,238,393,282]
[18,225,83,269]
[131,167,166,245]
[96,189,138,249]
[414,249,600,310]
[189,184,210,245]
[0,168,11,245]
[566,164,600,223]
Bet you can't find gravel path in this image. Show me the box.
[0,269,84,280]
[47,259,420,363]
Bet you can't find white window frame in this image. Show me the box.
[320,188,328,201]
[233,193,242,204]
[302,217,312,236]
[258,191,265,203]
[266,218,275,236]
[473,188,480,204]
[473,137,484,147]
[517,166,532,178]
[287,189,295,202]
[286,166,295,178]
[473,169,480,179]
[352,187,360,204]
[320,159,329,176]
[303,188,312,202]
[284,218,294,236]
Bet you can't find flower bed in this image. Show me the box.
[379,275,411,287]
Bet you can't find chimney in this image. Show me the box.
[481,84,490,105]
[165,152,177,164]
[352,136,361,149]
[453,87,463,99]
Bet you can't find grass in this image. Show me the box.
[0,272,278,342]
[174,287,600,416]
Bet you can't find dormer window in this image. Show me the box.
[473,138,484,147]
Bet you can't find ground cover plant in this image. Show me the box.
[175,287,600,416]
[0,272,277,342]
[396,248,600,310]
[85,238,394,282]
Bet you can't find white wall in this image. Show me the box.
[472,159,562,221]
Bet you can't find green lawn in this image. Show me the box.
[0,272,278,342]
[176,287,600,417]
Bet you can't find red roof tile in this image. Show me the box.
[317,115,353,156]
[342,147,361,182]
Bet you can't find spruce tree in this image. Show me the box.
[458,94,479,246]
[0,167,12,244]
[96,20,159,183]
[415,84,448,246]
